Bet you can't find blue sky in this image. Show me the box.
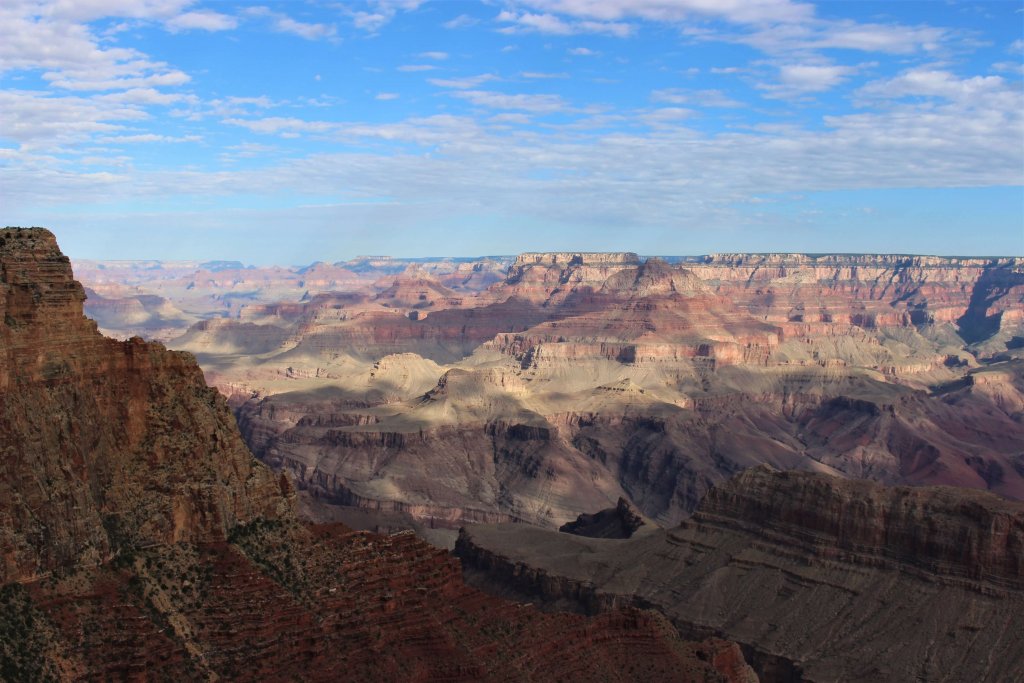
[1,0,1022,263]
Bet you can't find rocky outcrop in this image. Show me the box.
[560,497,651,539]
[5,521,753,682]
[457,466,1024,682]
[691,253,1024,347]
[692,465,1024,587]
[0,228,291,583]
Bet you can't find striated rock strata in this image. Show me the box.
[216,248,1024,531]
[0,228,754,681]
[456,466,1024,682]
[0,228,290,583]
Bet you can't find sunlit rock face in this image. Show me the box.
[0,228,291,583]
[161,248,1021,530]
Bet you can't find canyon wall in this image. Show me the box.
[456,466,1024,682]
[215,251,1024,529]
[0,228,291,583]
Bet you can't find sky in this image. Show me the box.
[1,0,1023,264]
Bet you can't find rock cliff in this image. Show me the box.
[0,228,291,583]
[559,497,652,539]
[456,466,1024,682]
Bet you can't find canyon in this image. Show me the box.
[77,249,1024,533]
[6,227,1021,681]
[0,228,755,681]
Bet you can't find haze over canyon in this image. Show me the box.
[75,247,1024,537]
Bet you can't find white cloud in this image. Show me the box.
[428,74,498,89]
[42,0,192,23]
[490,113,533,124]
[350,0,424,32]
[165,10,237,33]
[45,68,191,92]
[273,15,337,41]
[451,90,568,113]
[1,0,1018,255]
[993,61,1024,76]
[96,133,201,143]
[353,11,390,31]
[759,63,859,97]
[0,2,190,93]
[740,20,946,55]
[443,14,478,29]
[95,88,193,105]
[376,92,400,100]
[511,0,948,58]
[222,117,338,135]
[651,88,742,107]
[517,0,814,25]
[418,51,449,60]
[245,6,337,40]
[220,142,278,161]
[569,47,597,56]
[6,79,1022,247]
[640,107,695,124]
[497,10,631,37]
[0,89,145,148]
[859,69,1006,102]
[521,72,570,79]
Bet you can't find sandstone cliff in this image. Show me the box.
[0,228,291,584]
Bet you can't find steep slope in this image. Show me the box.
[456,466,1024,682]
[0,228,753,682]
[0,228,290,583]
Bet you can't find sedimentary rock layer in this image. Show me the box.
[456,466,1024,682]
[0,228,291,583]
[202,250,1024,529]
[0,228,754,681]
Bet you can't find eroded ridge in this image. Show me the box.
[456,467,1024,683]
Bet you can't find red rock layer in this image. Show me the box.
[0,228,291,583]
[692,465,1024,588]
[8,522,754,682]
[0,228,754,682]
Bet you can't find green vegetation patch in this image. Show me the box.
[0,584,61,682]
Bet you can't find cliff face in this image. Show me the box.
[456,467,1024,682]
[690,252,1024,343]
[559,497,651,539]
[0,228,291,583]
[215,248,1024,530]
[693,465,1024,587]
[0,228,755,681]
